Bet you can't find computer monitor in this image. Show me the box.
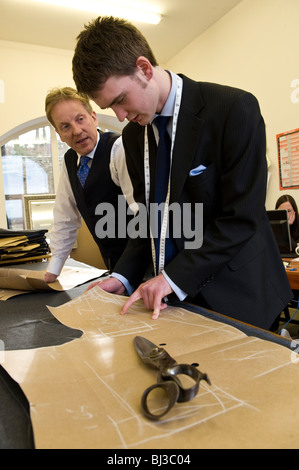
[266,209,293,255]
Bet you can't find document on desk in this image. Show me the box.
[0,265,107,300]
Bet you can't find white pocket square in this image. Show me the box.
[189,164,207,176]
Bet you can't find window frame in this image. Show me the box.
[0,114,125,229]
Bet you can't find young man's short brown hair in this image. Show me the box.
[72,16,158,97]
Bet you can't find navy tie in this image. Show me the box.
[77,155,91,187]
[153,115,176,269]
[154,116,171,204]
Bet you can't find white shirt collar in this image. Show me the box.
[152,70,177,122]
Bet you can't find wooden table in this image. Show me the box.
[283,258,299,290]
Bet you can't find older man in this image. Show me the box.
[44,86,135,282]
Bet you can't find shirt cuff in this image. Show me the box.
[162,270,187,301]
[111,272,134,295]
[46,256,67,276]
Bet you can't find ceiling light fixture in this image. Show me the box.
[33,0,162,25]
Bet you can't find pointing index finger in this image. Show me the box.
[121,290,141,315]
[152,298,161,320]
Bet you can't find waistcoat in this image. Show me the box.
[65,131,130,270]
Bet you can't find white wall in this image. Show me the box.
[0,41,74,136]
[0,40,115,140]
[166,0,299,211]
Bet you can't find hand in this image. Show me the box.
[44,272,58,283]
[85,276,126,295]
[121,274,173,319]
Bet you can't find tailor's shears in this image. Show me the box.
[134,336,211,420]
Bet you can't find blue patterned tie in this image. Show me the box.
[77,155,91,187]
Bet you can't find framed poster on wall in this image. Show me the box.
[277,127,299,189]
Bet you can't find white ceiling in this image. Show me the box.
[0,0,242,64]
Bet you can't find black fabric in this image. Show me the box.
[0,365,35,449]
[1,289,83,351]
[0,229,50,263]
[0,229,48,239]
[0,260,92,350]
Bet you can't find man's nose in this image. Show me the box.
[72,123,82,134]
[113,107,128,122]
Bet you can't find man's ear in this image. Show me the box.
[135,56,153,81]
[91,110,98,124]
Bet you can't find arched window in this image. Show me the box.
[0,115,125,229]
[0,118,67,229]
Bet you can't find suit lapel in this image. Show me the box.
[170,76,205,202]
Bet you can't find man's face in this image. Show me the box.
[51,99,98,155]
[92,72,159,126]
[277,201,296,225]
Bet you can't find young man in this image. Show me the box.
[72,17,292,329]
[44,87,136,282]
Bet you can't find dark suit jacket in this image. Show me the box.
[114,75,292,329]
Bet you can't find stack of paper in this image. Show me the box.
[0,229,50,265]
[0,264,107,300]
